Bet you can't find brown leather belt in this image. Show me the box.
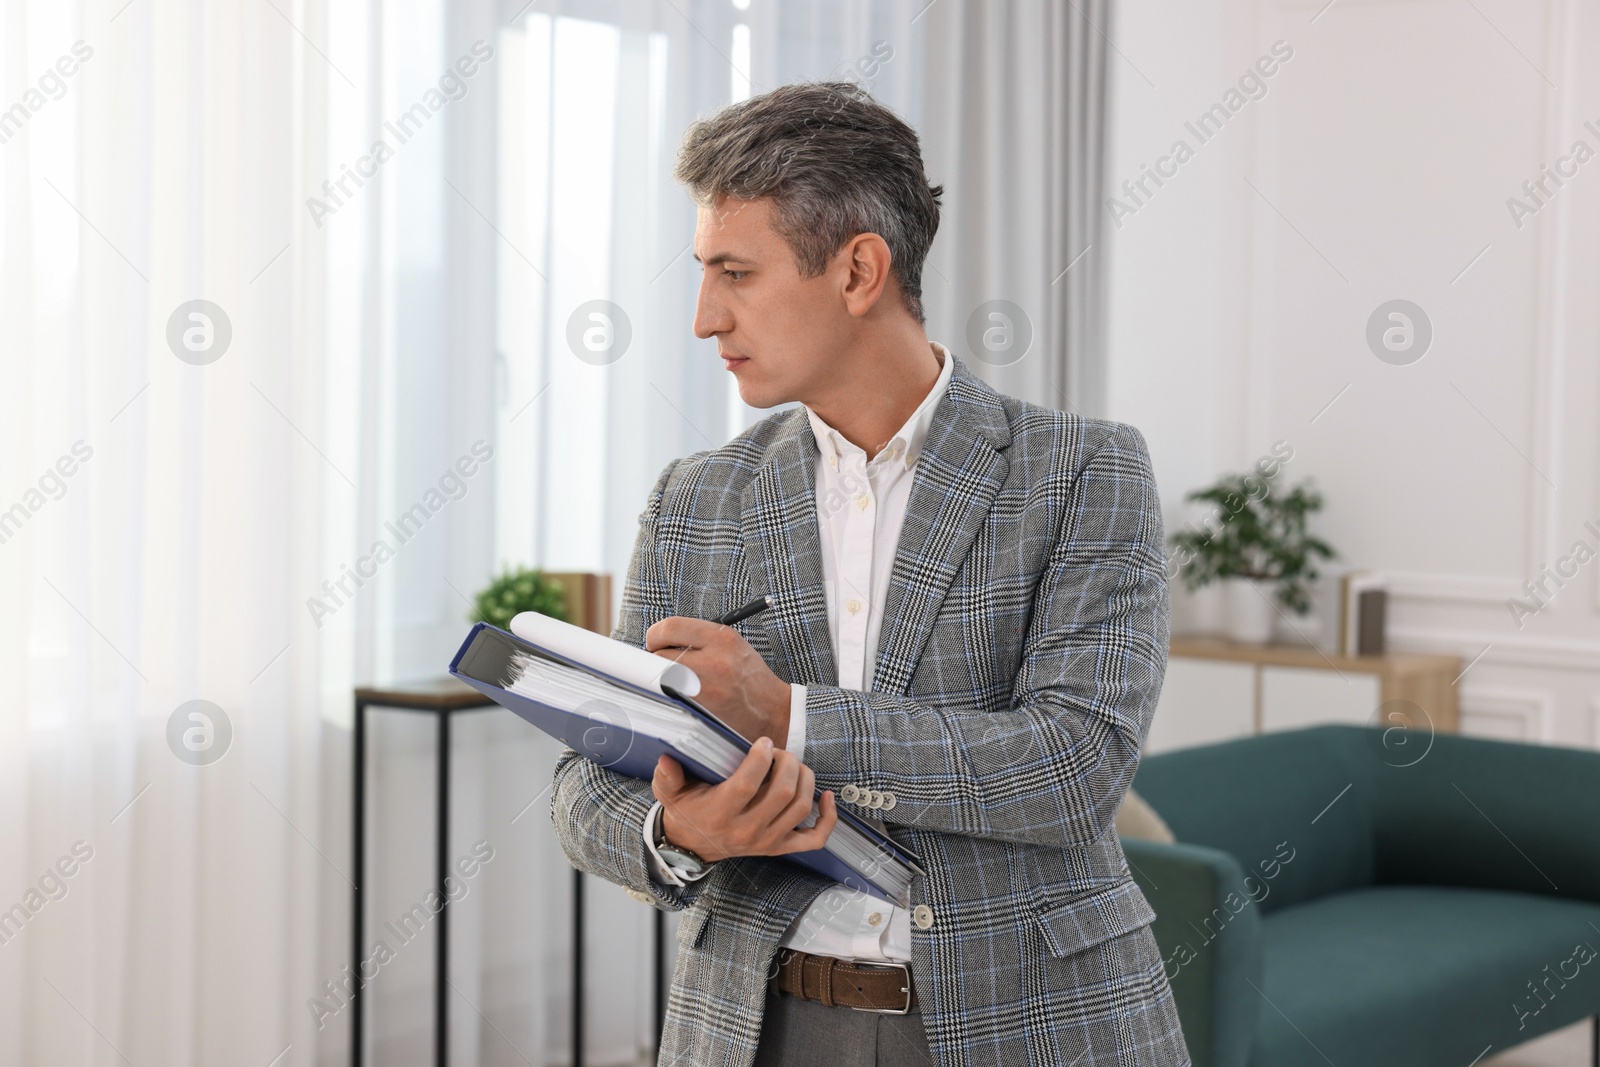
[769,949,918,1014]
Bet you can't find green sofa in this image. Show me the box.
[1123,724,1600,1067]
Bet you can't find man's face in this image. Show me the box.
[692,195,851,410]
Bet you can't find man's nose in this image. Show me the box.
[692,274,726,340]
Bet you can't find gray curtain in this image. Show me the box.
[918,0,1112,417]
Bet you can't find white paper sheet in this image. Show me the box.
[508,610,701,697]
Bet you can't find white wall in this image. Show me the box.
[1105,0,1600,749]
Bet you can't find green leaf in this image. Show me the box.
[467,566,571,628]
[1167,473,1337,615]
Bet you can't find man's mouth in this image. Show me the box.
[721,351,749,370]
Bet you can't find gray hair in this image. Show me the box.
[674,80,943,325]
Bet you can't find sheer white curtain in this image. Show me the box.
[918,0,1113,416]
[0,0,502,1063]
[0,0,345,1064]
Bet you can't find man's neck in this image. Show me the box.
[803,335,943,462]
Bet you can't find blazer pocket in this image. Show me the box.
[1031,878,1157,959]
[675,902,711,949]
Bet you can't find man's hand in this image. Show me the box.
[646,616,791,745]
[652,738,838,863]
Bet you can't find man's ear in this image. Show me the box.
[839,233,894,318]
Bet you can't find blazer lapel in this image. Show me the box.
[738,354,1012,696]
[739,411,839,687]
[870,357,1012,696]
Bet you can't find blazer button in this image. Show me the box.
[880,792,897,810]
[627,889,655,906]
[867,790,884,809]
[912,904,934,930]
[840,784,861,803]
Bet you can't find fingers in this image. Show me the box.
[722,736,776,806]
[651,754,685,804]
[655,741,838,861]
[778,789,838,855]
[767,759,814,832]
[749,746,802,816]
[645,616,720,654]
[761,751,812,825]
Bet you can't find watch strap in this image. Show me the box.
[654,810,708,874]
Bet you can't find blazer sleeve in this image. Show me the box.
[549,458,707,910]
[799,423,1170,850]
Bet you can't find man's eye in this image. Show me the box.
[723,269,746,281]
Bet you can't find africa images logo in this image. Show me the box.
[166,700,233,766]
[166,300,233,365]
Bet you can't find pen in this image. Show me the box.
[713,595,772,626]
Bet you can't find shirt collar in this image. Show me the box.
[804,341,953,471]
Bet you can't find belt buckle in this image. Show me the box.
[847,959,913,1015]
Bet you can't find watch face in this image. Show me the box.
[658,844,705,873]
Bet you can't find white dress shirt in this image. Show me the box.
[646,342,954,965]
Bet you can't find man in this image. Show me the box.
[552,81,1188,1067]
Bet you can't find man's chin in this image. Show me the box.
[734,379,790,412]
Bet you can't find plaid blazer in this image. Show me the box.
[552,353,1190,1067]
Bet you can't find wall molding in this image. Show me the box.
[1277,1,1574,616]
[1594,550,1600,616]
[1383,571,1523,607]
[1458,685,1554,743]
[1384,539,1600,610]
[1386,625,1600,674]
[1519,0,1572,578]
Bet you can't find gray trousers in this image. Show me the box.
[751,992,936,1067]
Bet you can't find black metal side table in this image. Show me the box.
[351,675,666,1067]
[351,679,495,1067]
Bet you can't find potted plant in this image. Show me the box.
[470,566,569,630]
[1168,474,1335,643]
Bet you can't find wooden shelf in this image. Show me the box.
[1164,634,1462,738]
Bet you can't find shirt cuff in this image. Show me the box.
[787,683,807,760]
[643,800,712,886]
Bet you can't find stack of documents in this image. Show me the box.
[450,612,922,905]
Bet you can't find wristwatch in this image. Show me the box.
[653,809,710,877]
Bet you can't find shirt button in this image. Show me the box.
[912,904,934,930]
[846,599,861,615]
[830,455,838,469]
[855,495,869,510]
[868,912,883,927]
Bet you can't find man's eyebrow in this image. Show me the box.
[691,251,753,266]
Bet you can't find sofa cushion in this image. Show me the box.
[1249,885,1600,1067]
[1373,731,1600,902]
[1116,787,1176,843]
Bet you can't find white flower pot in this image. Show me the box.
[1223,578,1277,644]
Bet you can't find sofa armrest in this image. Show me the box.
[1123,838,1264,1067]
[1375,732,1600,903]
